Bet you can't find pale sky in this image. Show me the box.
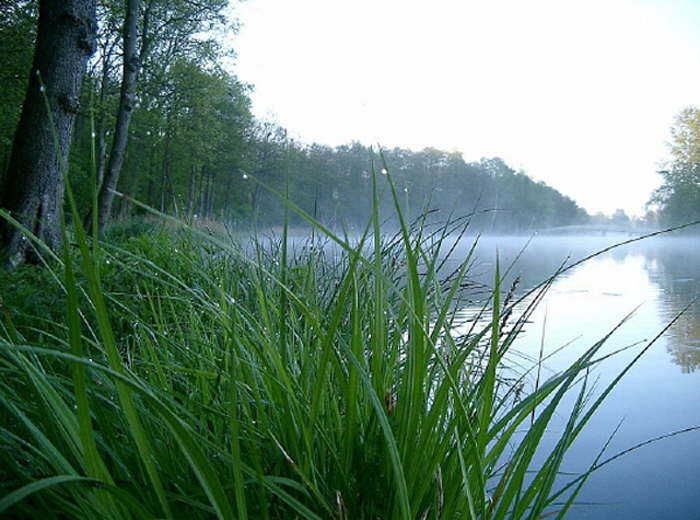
[229,0,700,216]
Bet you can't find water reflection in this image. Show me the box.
[454,235,700,373]
[637,238,700,373]
[450,234,700,519]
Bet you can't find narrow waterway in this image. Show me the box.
[451,235,700,519]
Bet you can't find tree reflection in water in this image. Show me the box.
[641,238,700,373]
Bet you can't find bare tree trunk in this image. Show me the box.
[95,45,114,190]
[0,0,96,267]
[160,154,169,213]
[95,0,139,234]
[206,169,216,220]
[202,169,209,219]
[186,164,196,217]
[144,142,156,207]
[146,173,154,207]
[119,190,133,219]
[198,165,207,218]
[223,171,233,221]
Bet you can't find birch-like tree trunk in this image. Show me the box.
[95,0,140,234]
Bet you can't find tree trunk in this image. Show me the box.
[160,154,169,213]
[119,190,133,219]
[95,45,114,190]
[223,171,233,221]
[95,0,139,234]
[207,169,217,219]
[0,0,96,267]
[186,164,197,217]
[146,172,154,208]
[198,164,207,218]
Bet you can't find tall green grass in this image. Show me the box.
[0,160,688,519]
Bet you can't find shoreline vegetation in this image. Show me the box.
[1,166,697,519]
[6,3,696,272]
[1,4,698,517]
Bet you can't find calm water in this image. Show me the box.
[452,235,700,519]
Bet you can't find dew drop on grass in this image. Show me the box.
[381,168,387,175]
[39,84,45,93]
[242,173,249,180]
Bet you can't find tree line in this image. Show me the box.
[0,1,607,266]
[649,106,700,228]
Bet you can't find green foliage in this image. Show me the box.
[0,0,585,234]
[1,262,65,341]
[0,1,36,172]
[650,107,700,228]
[244,144,588,231]
[0,173,657,518]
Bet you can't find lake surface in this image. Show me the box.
[450,235,700,519]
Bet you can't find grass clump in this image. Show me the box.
[0,167,666,519]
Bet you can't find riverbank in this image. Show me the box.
[0,214,691,518]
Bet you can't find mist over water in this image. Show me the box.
[447,234,700,519]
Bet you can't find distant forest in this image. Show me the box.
[1,1,696,245]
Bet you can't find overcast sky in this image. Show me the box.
[229,0,700,216]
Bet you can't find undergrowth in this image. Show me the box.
[0,165,679,519]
